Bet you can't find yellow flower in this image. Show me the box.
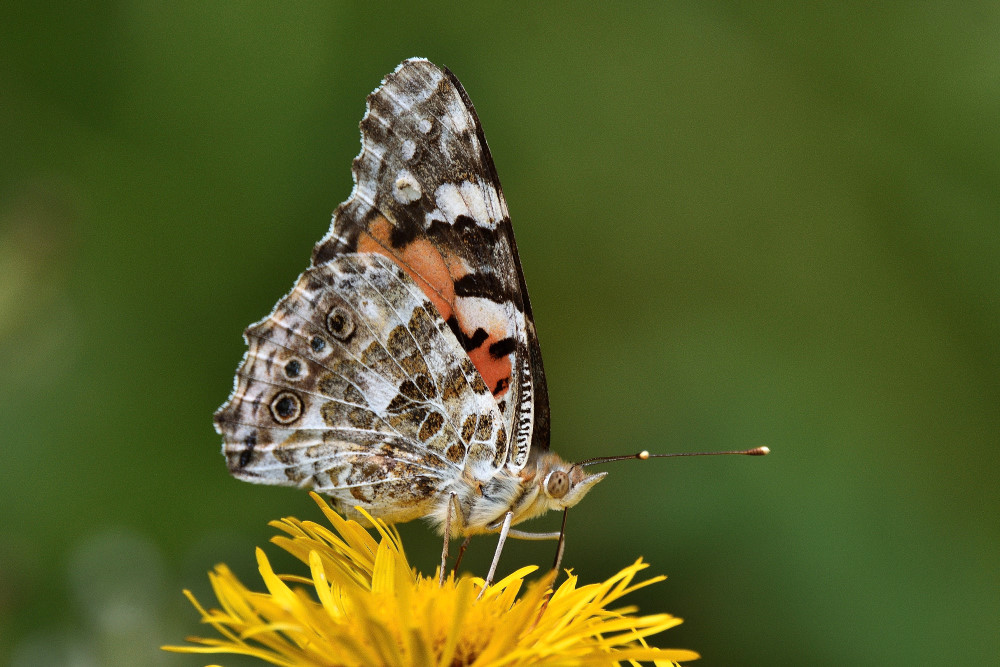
[164,493,699,666]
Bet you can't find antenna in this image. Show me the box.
[578,446,770,468]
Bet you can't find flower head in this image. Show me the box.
[164,493,699,666]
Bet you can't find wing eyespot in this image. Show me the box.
[326,305,355,340]
[284,359,302,379]
[270,391,303,424]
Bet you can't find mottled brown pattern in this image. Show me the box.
[440,367,466,401]
[459,357,491,395]
[470,373,489,395]
[348,407,377,429]
[491,431,508,468]
[320,462,349,481]
[475,412,494,441]
[387,406,428,436]
[385,392,412,414]
[446,442,465,463]
[418,411,444,441]
[494,426,507,454]
[317,373,344,397]
[414,373,436,398]
[350,485,374,502]
[319,401,341,427]
[461,415,477,443]
[272,445,297,466]
[408,305,436,340]
[360,340,392,369]
[386,324,414,358]
[332,359,368,386]
[342,383,365,405]
[398,379,423,401]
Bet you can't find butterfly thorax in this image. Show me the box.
[433,451,607,538]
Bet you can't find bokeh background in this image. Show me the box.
[2,3,998,665]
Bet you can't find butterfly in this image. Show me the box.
[214,59,607,576]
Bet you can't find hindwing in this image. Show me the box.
[214,254,509,522]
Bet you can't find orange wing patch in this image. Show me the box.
[456,298,513,398]
[357,216,457,321]
[357,216,514,400]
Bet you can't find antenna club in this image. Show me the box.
[750,446,770,456]
[638,450,650,460]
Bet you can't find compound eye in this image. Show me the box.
[544,470,570,499]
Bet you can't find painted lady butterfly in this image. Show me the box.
[214,59,606,553]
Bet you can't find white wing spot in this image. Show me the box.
[418,118,433,134]
[460,180,497,228]
[454,296,516,340]
[393,170,422,204]
[424,208,446,229]
[447,98,471,133]
[387,66,443,109]
[435,183,467,224]
[401,139,416,161]
[434,181,500,229]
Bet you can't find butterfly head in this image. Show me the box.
[533,453,607,511]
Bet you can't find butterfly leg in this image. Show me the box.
[452,536,472,576]
[501,509,569,572]
[439,492,458,586]
[505,529,561,540]
[530,509,571,628]
[477,510,513,600]
[552,508,569,575]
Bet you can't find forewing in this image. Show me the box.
[313,58,550,467]
[214,253,509,523]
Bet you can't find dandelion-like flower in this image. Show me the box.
[164,493,699,666]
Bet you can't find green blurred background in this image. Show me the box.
[2,3,997,665]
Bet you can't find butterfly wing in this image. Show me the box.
[214,253,510,523]
[313,58,550,467]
